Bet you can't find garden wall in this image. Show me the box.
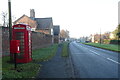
[1,27,53,56]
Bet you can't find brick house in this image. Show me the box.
[13,9,54,35]
[35,17,53,35]
[13,14,37,31]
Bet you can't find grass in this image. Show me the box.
[84,43,120,52]
[2,57,40,78]
[61,42,69,57]
[2,44,58,79]
[32,44,58,62]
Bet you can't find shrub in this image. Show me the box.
[103,39,110,44]
[110,40,120,45]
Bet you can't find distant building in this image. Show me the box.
[110,32,115,40]
[53,25,60,43]
[91,35,95,43]
[91,34,100,43]
[79,37,87,43]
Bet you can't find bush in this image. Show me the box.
[103,39,110,44]
[110,40,120,45]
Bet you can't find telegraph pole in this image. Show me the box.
[8,0,12,61]
[100,28,101,44]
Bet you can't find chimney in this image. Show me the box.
[30,9,35,18]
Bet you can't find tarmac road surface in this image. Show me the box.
[69,41,119,78]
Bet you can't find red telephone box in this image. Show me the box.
[11,24,32,63]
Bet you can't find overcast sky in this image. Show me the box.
[0,0,119,38]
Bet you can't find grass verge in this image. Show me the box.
[32,44,58,62]
[61,42,69,57]
[84,43,120,52]
[2,44,58,78]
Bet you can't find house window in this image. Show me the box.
[31,28,35,31]
[51,29,53,35]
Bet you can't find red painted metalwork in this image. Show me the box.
[11,24,32,63]
[10,40,20,54]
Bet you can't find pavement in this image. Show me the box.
[36,44,74,78]
[69,41,120,78]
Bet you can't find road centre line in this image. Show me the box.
[76,43,102,56]
[77,44,88,49]
[89,49,119,64]
[77,44,101,56]
[76,43,120,65]
[89,50,100,55]
[107,58,120,64]
[74,53,87,55]
[76,44,100,55]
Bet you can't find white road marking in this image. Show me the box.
[74,53,87,55]
[77,44,103,56]
[89,50,100,55]
[78,45,88,50]
[74,43,120,65]
[107,58,120,64]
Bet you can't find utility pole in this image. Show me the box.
[8,0,12,61]
[100,28,101,44]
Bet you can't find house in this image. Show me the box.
[13,14,37,31]
[13,9,54,35]
[110,32,115,40]
[53,25,60,43]
[91,34,100,43]
[79,36,90,43]
[35,17,53,35]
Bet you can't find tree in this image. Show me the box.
[1,11,8,26]
[1,11,16,27]
[60,29,69,40]
[116,24,120,40]
[112,24,120,40]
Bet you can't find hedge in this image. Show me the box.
[110,40,120,45]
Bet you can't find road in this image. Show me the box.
[69,41,119,78]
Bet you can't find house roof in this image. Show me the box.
[35,17,53,29]
[13,15,30,24]
[14,15,53,30]
[53,25,60,35]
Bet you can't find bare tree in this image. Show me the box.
[12,15,16,22]
[60,29,69,39]
[1,11,16,27]
[1,11,8,27]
